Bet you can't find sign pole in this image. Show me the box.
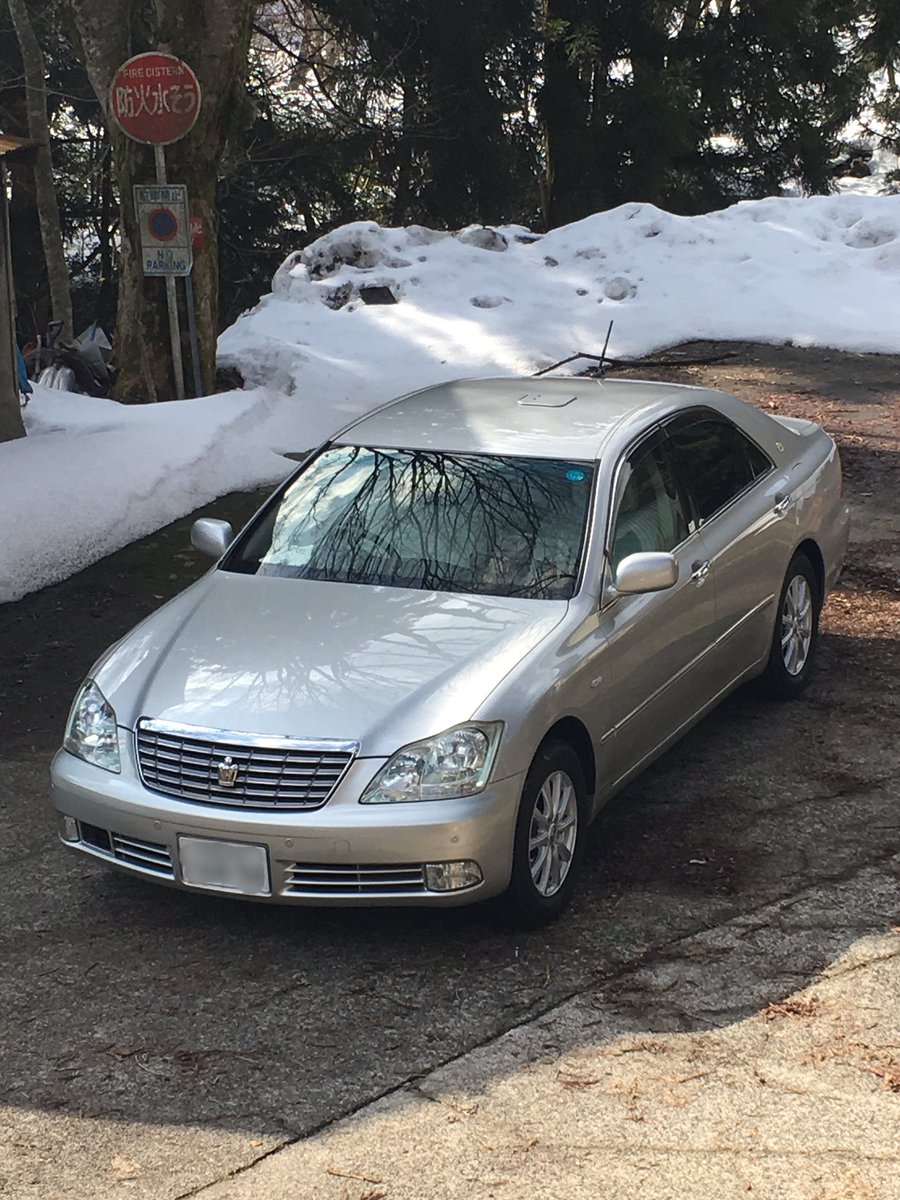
[153,144,186,401]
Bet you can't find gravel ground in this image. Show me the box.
[0,342,897,1199]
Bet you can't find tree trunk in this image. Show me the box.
[97,138,116,332]
[0,165,27,442]
[390,83,415,226]
[7,0,73,341]
[627,1,671,206]
[539,0,596,228]
[64,0,255,401]
[680,0,706,37]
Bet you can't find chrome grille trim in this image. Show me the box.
[75,823,175,879]
[135,719,358,811]
[284,863,427,897]
[111,833,175,877]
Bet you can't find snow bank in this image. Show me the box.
[220,194,900,452]
[4,193,900,603]
[0,387,287,603]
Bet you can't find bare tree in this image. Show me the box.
[7,0,73,340]
[64,0,256,401]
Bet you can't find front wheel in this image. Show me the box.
[497,741,588,928]
[757,553,820,700]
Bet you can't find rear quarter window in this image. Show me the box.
[666,415,773,523]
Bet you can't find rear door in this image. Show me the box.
[597,429,718,787]
[664,411,793,681]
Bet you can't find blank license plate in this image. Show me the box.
[178,837,270,896]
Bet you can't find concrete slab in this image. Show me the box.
[195,863,900,1200]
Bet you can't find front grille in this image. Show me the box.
[284,863,427,896]
[136,720,357,811]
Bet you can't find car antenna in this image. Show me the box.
[597,320,614,378]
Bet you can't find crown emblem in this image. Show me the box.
[217,756,239,787]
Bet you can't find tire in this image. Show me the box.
[496,740,588,928]
[757,553,821,700]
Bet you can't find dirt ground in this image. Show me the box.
[0,341,898,1200]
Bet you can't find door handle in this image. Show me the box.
[690,559,711,583]
[773,493,792,517]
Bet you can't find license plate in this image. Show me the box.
[178,836,270,896]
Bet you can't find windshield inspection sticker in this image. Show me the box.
[566,469,586,482]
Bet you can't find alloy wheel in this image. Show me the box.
[528,769,578,897]
[781,574,813,676]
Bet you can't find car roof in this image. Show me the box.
[335,376,709,460]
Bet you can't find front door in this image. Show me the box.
[597,430,718,787]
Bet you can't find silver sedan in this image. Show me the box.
[51,376,849,924]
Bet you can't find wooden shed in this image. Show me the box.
[0,133,37,442]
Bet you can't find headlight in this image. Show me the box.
[63,679,121,773]
[360,723,502,804]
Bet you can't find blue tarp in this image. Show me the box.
[16,343,31,395]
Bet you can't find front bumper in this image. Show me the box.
[50,743,523,907]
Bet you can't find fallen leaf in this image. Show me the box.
[760,997,818,1021]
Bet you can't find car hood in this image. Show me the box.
[94,571,567,756]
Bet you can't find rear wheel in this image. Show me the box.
[758,553,820,699]
[497,741,588,928]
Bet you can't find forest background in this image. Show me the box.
[1,0,898,404]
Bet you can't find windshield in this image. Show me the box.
[222,445,595,599]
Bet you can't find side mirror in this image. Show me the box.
[613,551,678,595]
[191,518,234,560]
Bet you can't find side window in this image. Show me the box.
[610,437,689,572]
[666,415,772,523]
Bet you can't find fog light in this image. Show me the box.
[60,815,79,842]
[424,860,483,892]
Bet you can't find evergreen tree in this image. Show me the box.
[538,0,877,223]
[2,0,895,385]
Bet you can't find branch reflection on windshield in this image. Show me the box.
[222,445,595,600]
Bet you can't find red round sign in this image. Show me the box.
[109,53,201,145]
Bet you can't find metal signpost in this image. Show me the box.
[133,178,191,398]
[110,52,202,399]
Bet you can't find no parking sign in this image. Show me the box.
[134,184,192,276]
